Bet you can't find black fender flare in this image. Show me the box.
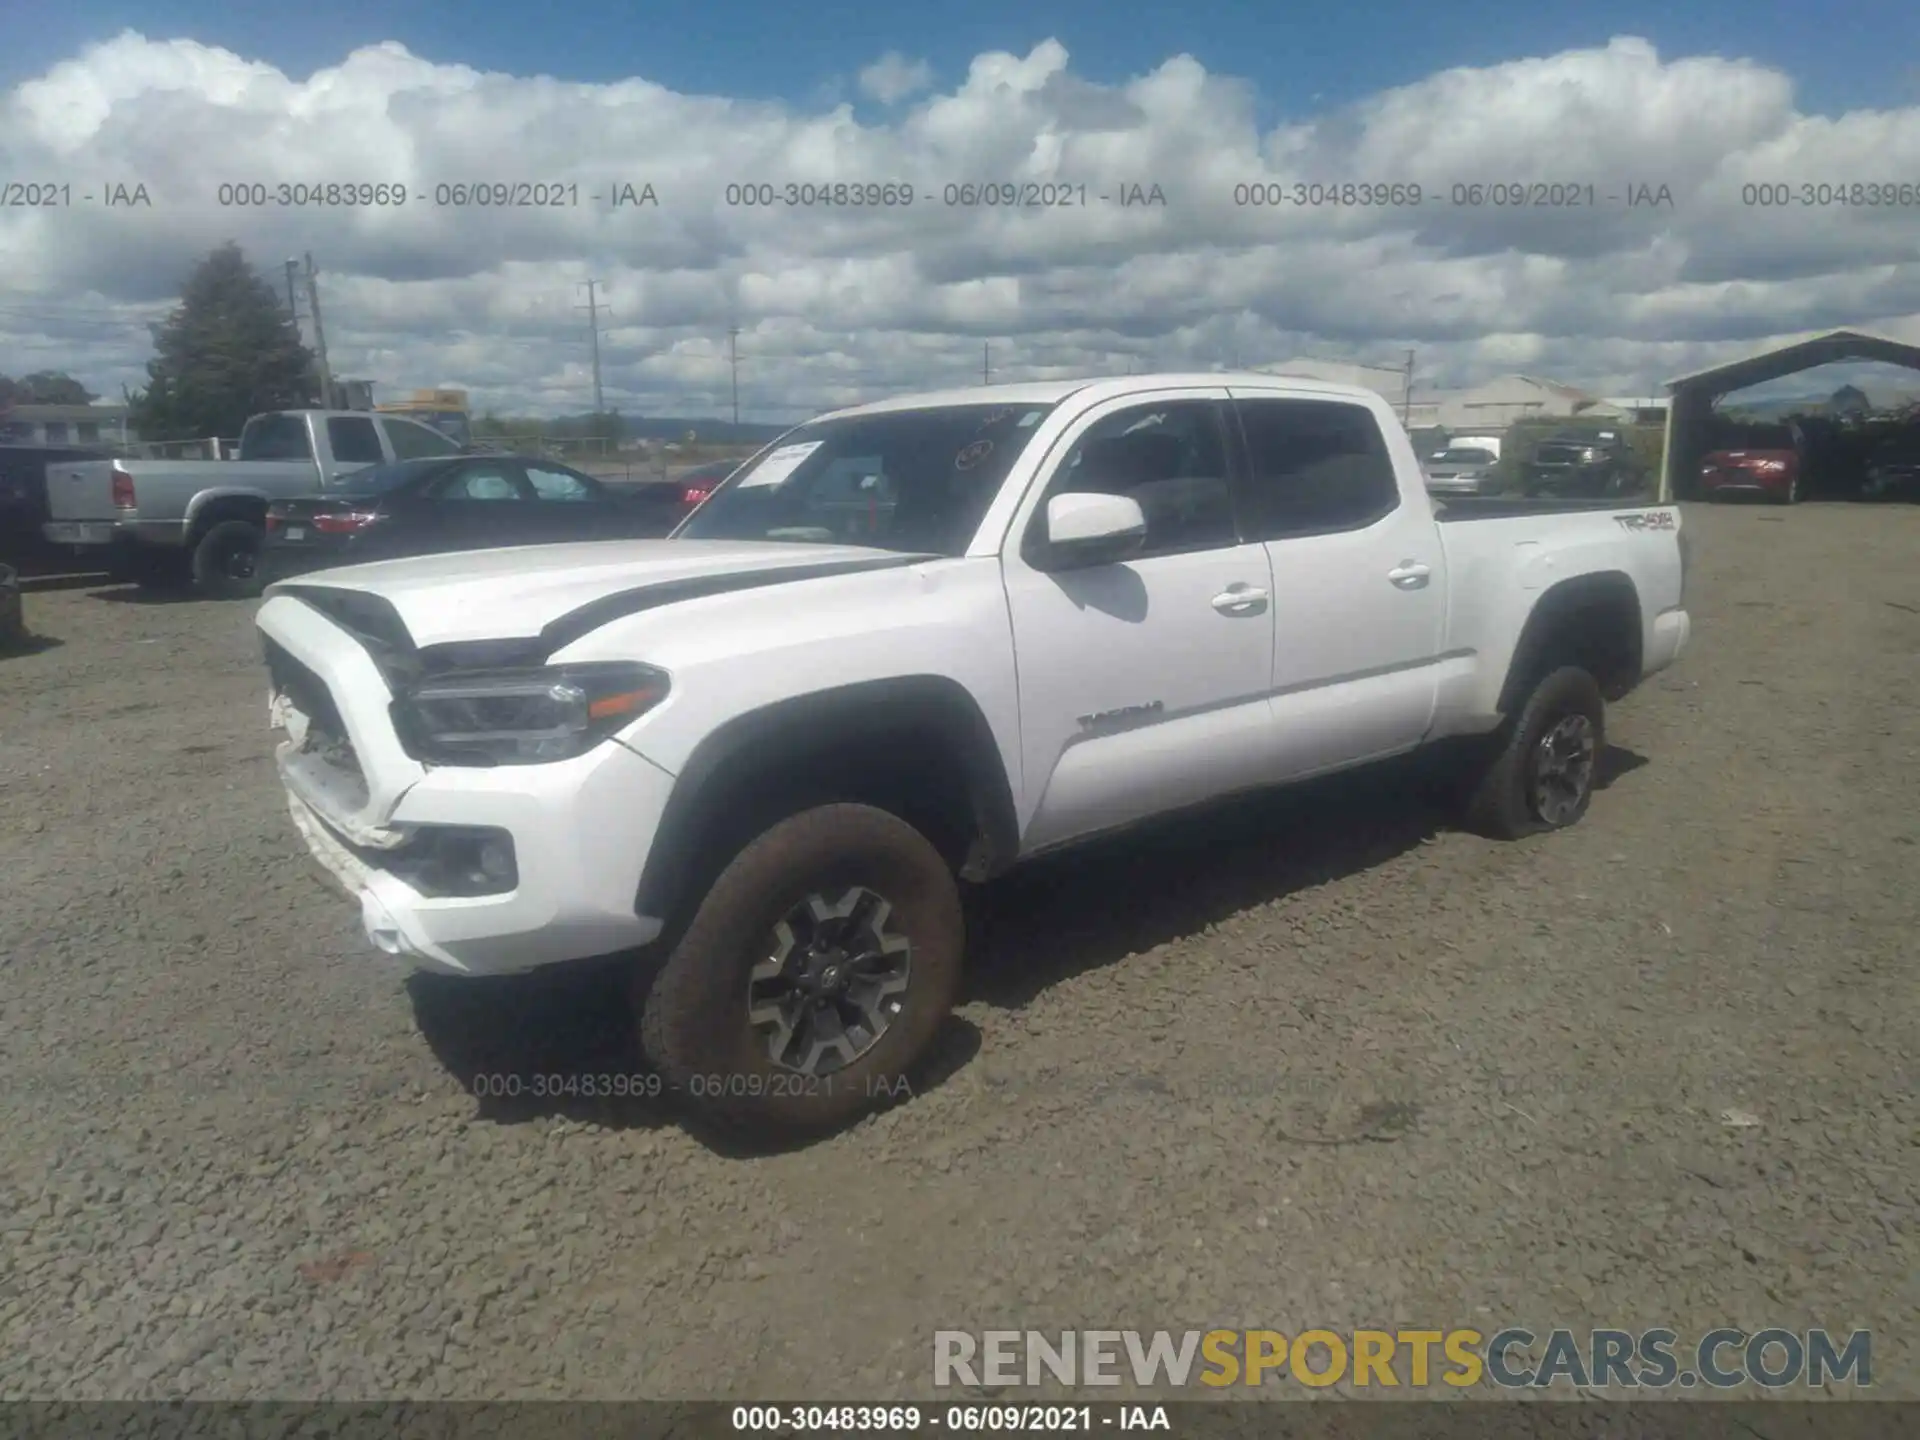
[1497,570,1644,713]
[633,675,1020,919]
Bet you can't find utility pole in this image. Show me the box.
[982,342,991,385]
[576,280,606,419]
[303,253,334,408]
[728,325,741,430]
[1402,348,1415,426]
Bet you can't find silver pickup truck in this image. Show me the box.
[44,409,462,597]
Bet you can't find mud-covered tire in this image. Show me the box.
[191,520,264,600]
[1461,666,1606,840]
[635,803,964,1143]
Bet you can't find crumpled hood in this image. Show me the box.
[265,539,925,649]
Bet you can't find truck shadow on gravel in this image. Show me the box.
[85,585,215,606]
[405,745,1647,1150]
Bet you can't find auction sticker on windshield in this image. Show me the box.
[736,441,823,488]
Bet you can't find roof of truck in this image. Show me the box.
[814,372,1386,422]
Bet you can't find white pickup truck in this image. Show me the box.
[255,373,1691,1139]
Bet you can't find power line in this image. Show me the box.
[577,280,605,416]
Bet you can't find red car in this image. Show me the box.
[1698,448,1802,504]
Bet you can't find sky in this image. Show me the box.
[3,4,1920,421]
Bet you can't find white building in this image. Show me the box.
[1432,375,1597,431]
[0,402,134,446]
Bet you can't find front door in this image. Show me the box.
[1000,390,1278,852]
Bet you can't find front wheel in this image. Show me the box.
[1460,666,1605,840]
[1773,472,1801,505]
[635,803,964,1142]
[191,520,264,599]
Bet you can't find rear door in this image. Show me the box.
[420,459,539,553]
[1227,389,1446,775]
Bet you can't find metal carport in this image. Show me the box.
[1660,328,1920,500]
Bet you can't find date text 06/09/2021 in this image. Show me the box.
[468,1070,912,1102]
[729,1405,1169,1433]
[206,181,660,208]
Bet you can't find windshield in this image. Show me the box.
[675,402,1058,555]
[1435,446,1495,465]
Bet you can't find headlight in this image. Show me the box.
[393,662,669,765]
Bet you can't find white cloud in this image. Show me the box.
[2,30,1918,421]
[858,52,934,106]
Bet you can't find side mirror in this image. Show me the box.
[1042,491,1147,569]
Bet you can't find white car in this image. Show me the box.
[256,373,1691,1138]
[1423,435,1505,496]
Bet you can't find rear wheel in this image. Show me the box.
[635,803,964,1142]
[191,520,265,600]
[1461,666,1605,840]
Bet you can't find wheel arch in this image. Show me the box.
[1498,570,1644,712]
[185,487,272,542]
[633,675,1020,925]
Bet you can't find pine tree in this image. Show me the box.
[128,242,317,442]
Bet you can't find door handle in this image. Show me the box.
[1211,584,1270,616]
[1388,561,1431,589]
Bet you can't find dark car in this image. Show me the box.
[1521,430,1642,498]
[669,459,744,519]
[1862,433,1920,501]
[259,455,677,585]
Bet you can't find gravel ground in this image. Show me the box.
[1,502,1916,1402]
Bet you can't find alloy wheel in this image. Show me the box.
[1530,713,1597,826]
[747,886,913,1076]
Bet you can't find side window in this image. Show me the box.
[326,416,385,466]
[524,465,598,502]
[239,413,313,461]
[385,417,461,460]
[1027,401,1236,561]
[1234,398,1400,540]
[433,464,527,502]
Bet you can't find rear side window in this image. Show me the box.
[525,465,600,501]
[327,416,385,465]
[1233,398,1400,540]
[433,464,527,501]
[238,414,314,462]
